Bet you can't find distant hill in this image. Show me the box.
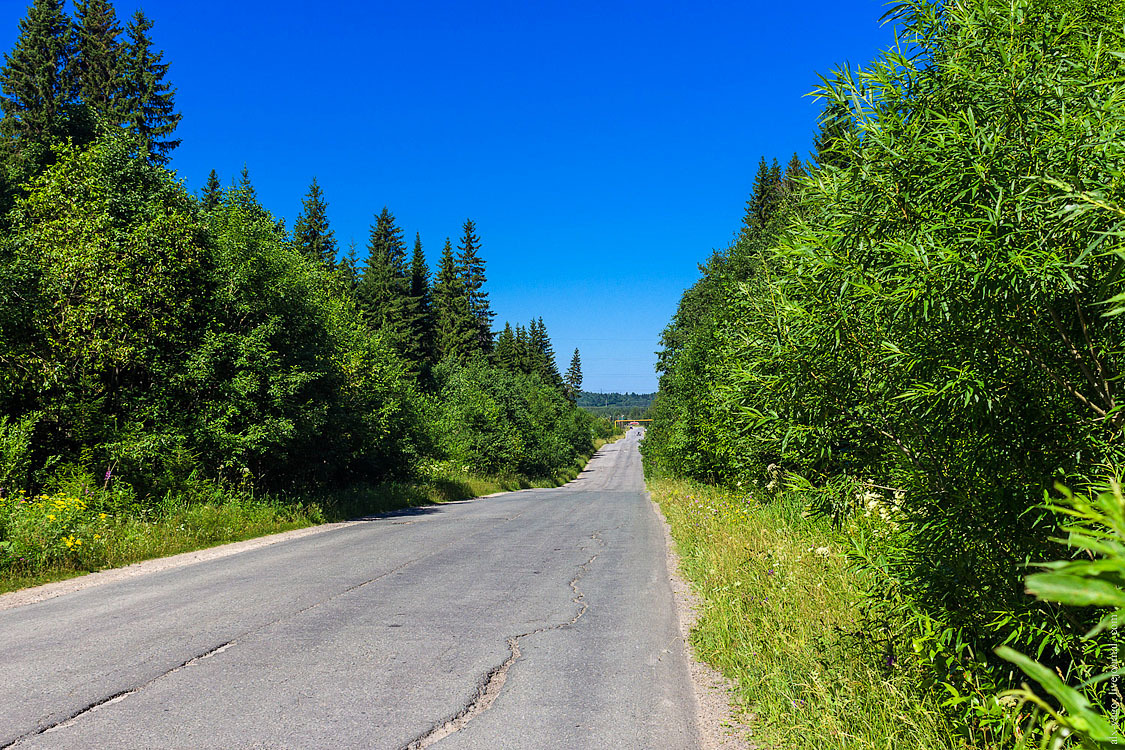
[577,391,655,419]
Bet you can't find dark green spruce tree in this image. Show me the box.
[231,164,266,217]
[201,168,222,210]
[292,177,337,268]
[433,237,476,363]
[72,0,125,123]
[564,348,582,401]
[513,324,533,373]
[493,322,519,371]
[0,0,74,146]
[358,207,414,356]
[122,9,180,164]
[456,219,494,353]
[737,156,782,246]
[408,233,435,366]
[529,317,562,388]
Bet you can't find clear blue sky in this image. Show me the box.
[1,1,898,393]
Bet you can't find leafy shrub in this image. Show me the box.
[645,0,1125,738]
[436,359,592,477]
[0,490,111,571]
[997,481,1125,747]
[0,413,37,493]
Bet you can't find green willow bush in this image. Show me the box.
[645,0,1125,740]
[998,482,1125,748]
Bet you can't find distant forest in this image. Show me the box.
[577,392,654,420]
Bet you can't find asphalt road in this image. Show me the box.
[0,430,701,749]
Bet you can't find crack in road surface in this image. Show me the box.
[402,531,604,750]
[3,507,537,748]
[1,532,477,749]
[0,639,235,749]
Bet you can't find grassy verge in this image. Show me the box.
[649,476,959,750]
[0,454,597,596]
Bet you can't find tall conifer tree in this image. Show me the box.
[72,0,125,123]
[232,164,266,216]
[529,317,562,388]
[122,10,179,164]
[564,348,582,401]
[337,239,361,295]
[293,177,336,268]
[493,322,518,371]
[456,218,494,353]
[408,232,435,366]
[434,237,476,363]
[201,168,222,210]
[0,0,73,145]
[358,208,413,355]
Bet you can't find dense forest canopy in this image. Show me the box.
[0,0,603,512]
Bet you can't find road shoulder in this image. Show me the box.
[650,495,757,750]
[0,520,366,611]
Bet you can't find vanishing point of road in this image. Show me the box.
[0,431,703,749]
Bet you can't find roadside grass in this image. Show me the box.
[0,451,606,596]
[649,477,960,750]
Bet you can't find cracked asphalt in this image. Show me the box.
[0,431,701,749]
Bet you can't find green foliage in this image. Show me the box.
[121,9,180,164]
[645,0,1125,739]
[194,188,424,486]
[2,134,207,493]
[996,482,1125,747]
[72,0,126,123]
[0,0,76,145]
[0,414,37,492]
[435,360,593,477]
[292,177,336,268]
[433,236,478,363]
[564,348,582,402]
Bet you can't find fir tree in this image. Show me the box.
[513,324,533,373]
[408,232,435,365]
[122,10,180,165]
[357,207,413,355]
[781,152,803,197]
[564,348,582,401]
[293,177,336,267]
[456,218,494,353]
[201,168,222,210]
[493,322,518,371]
[0,0,74,145]
[231,164,266,217]
[738,156,783,245]
[434,237,476,363]
[72,0,125,123]
[337,238,360,295]
[529,317,562,388]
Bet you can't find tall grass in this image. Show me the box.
[0,453,599,596]
[650,476,959,749]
